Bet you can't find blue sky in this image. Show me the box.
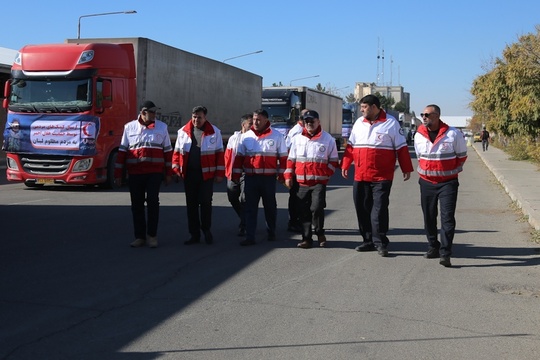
[4,0,540,116]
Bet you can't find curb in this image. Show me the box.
[474,146,540,231]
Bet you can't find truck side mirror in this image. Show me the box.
[3,80,10,109]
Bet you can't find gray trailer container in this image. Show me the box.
[68,37,262,141]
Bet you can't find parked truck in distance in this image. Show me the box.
[2,37,262,188]
[261,86,343,148]
[342,102,358,145]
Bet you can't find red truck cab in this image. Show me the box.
[2,42,136,187]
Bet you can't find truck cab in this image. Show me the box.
[261,87,301,137]
[2,43,136,188]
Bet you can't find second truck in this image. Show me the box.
[261,86,344,149]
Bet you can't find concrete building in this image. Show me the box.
[0,47,18,148]
[354,82,410,111]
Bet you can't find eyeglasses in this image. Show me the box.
[421,113,435,118]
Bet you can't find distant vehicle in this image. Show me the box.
[474,132,482,142]
[261,86,343,148]
[342,102,358,145]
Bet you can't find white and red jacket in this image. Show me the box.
[224,130,242,180]
[115,118,173,177]
[172,120,225,180]
[341,109,413,181]
[414,121,467,184]
[285,126,339,186]
[286,122,304,149]
[232,123,287,182]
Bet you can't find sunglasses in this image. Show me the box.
[420,113,434,118]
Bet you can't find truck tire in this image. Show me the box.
[99,150,118,189]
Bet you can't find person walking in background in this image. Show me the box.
[224,113,253,236]
[173,106,224,245]
[284,108,308,233]
[480,126,490,151]
[414,104,467,267]
[232,109,288,246]
[341,94,413,257]
[115,100,173,249]
[285,110,339,249]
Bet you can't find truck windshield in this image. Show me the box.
[342,109,354,124]
[264,105,291,123]
[9,78,92,113]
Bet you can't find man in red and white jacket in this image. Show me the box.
[224,113,253,236]
[414,104,467,267]
[173,106,224,245]
[115,100,173,249]
[285,110,339,249]
[232,109,287,246]
[341,94,413,257]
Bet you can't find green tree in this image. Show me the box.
[394,101,408,113]
[470,25,540,160]
[373,91,395,111]
[315,83,326,92]
[345,93,356,103]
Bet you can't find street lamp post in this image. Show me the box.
[289,75,320,86]
[223,50,263,63]
[78,10,137,39]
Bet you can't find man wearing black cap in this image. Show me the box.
[285,110,339,248]
[115,100,173,248]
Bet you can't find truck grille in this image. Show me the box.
[20,155,72,175]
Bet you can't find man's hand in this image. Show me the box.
[284,178,292,189]
[215,176,224,183]
[341,168,348,179]
[403,172,411,181]
[164,175,172,186]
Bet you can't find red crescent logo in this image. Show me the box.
[82,124,91,137]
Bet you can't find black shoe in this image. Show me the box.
[355,242,376,252]
[240,239,256,246]
[203,230,213,244]
[297,240,313,249]
[424,248,440,259]
[377,246,389,257]
[439,257,452,267]
[184,238,200,245]
[317,234,327,248]
[267,234,276,242]
[237,227,246,236]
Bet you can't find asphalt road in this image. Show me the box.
[1,147,539,360]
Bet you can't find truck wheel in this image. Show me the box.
[99,150,118,189]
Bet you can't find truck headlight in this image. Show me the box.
[73,158,93,172]
[7,157,19,170]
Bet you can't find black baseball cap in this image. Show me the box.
[140,100,159,112]
[302,110,319,120]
